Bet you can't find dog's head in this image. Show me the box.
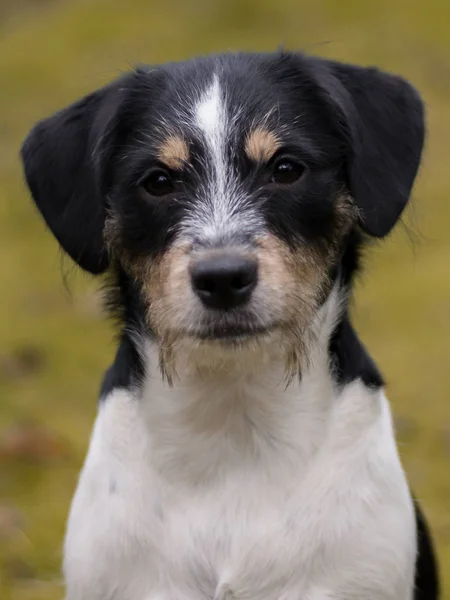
[21,52,424,375]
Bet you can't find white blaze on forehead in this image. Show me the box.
[189,74,261,242]
[195,75,225,138]
[194,74,227,194]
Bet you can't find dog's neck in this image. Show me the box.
[104,287,377,485]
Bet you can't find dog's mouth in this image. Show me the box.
[191,322,276,342]
[175,311,281,344]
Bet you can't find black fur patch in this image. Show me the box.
[100,334,144,400]
[414,500,440,599]
[329,315,384,389]
[99,266,147,399]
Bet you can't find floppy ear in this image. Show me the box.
[313,58,425,237]
[20,78,129,274]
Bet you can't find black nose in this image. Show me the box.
[190,254,258,310]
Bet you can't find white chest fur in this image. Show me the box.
[64,342,416,600]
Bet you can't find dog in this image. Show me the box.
[21,51,439,600]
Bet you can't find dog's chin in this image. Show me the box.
[156,321,288,380]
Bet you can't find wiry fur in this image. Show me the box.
[20,50,439,600]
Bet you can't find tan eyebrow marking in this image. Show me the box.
[157,135,189,169]
[245,127,281,163]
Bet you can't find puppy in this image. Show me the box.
[21,51,439,600]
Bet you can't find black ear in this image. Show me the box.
[20,78,129,274]
[312,58,425,237]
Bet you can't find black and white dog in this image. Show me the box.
[21,51,439,600]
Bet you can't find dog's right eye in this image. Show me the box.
[141,169,175,197]
[270,158,306,185]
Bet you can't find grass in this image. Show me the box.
[0,0,449,597]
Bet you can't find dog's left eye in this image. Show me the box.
[270,159,305,185]
[141,169,175,196]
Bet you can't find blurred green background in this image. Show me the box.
[0,0,449,598]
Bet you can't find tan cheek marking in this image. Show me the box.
[157,135,189,170]
[256,235,294,293]
[141,242,192,333]
[256,194,357,296]
[104,214,192,337]
[258,234,322,290]
[245,127,281,163]
[256,233,328,319]
[334,193,359,233]
[256,233,328,378]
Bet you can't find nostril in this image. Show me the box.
[231,266,257,291]
[195,275,216,294]
[231,274,246,290]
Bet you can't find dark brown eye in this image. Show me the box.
[141,169,174,196]
[270,159,305,185]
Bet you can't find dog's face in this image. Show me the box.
[103,57,357,356]
[21,52,424,373]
